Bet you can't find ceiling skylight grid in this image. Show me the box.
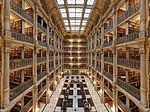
[56,0,95,34]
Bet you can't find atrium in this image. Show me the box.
[0,0,149,112]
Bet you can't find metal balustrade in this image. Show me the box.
[104,57,113,63]
[97,77,101,82]
[63,55,88,57]
[117,58,140,70]
[22,99,33,112]
[102,41,112,48]
[80,54,87,57]
[49,57,54,60]
[104,23,113,34]
[72,55,79,57]
[104,85,113,98]
[37,23,47,33]
[117,2,140,25]
[63,61,87,63]
[148,27,150,37]
[55,56,59,59]
[63,67,71,69]
[49,33,54,38]
[55,65,59,68]
[10,58,33,70]
[38,85,47,98]
[0,61,1,71]
[103,70,113,81]
[104,85,131,112]
[38,41,47,47]
[11,31,34,44]
[10,0,33,24]
[37,71,47,81]
[98,33,101,38]
[37,57,46,63]
[49,77,54,82]
[63,43,86,46]
[115,32,139,45]
[49,45,54,49]
[10,79,33,100]
[96,45,102,49]
[96,67,101,72]
[49,67,54,72]
[118,99,131,112]
[97,56,101,60]
[63,49,71,51]
[117,79,140,100]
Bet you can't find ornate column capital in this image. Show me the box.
[139,48,146,54]
[139,31,146,38]
[4,47,10,53]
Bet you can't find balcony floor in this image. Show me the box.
[42,75,109,112]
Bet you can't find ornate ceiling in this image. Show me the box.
[43,0,110,37]
[56,0,95,34]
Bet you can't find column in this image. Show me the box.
[21,46,25,110]
[3,0,11,108]
[46,29,50,103]
[21,69,24,110]
[21,47,24,59]
[46,21,49,73]
[22,0,25,34]
[139,47,148,107]
[112,4,118,111]
[4,0,11,37]
[54,33,56,49]
[125,0,129,36]
[53,51,57,90]
[90,38,92,65]
[32,4,38,112]
[46,77,50,103]
[126,47,130,108]
[101,50,104,103]
[87,38,89,66]
[139,0,148,108]
[112,49,118,112]
[61,39,63,73]
[3,46,10,108]
[100,23,105,102]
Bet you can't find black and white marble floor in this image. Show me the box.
[43,75,108,112]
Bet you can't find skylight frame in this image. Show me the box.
[56,0,95,34]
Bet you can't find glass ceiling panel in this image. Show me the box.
[76,8,83,12]
[60,9,66,13]
[76,0,84,4]
[64,22,69,25]
[57,0,64,5]
[62,13,67,18]
[67,0,75,4]
[85,9,91,13]
[69,13,75,17]
[84,13,90,18]
[82,22,86,26]
[76,13,82,17]
[87,0,95,5]
[56,0,95,34]
[68,8,75,12]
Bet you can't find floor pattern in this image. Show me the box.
[43,75,109,112]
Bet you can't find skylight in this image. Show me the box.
[57,0,64,5]
[56,0,95,34]
[87,0,95,5]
